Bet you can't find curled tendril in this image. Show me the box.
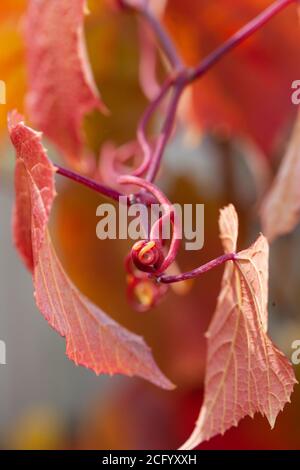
[125,253,168,312]
[119,174,181,311]
[131,239,164,273]
[98,140,145,191]
[118,175,181,277]
[54,0,293,316]
[97,77,174,187]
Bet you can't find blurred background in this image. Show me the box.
[0,0,300,449]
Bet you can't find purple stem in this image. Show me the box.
[157,252,236,283]
[146,78,186,182]
[138,2,183,70]
[142,0,296,183]
[55,164,157,205]
[55,164,128,204]
[134,77,174,176]
[189,0,296,82]
[56,0,296,215]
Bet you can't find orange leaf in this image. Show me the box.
[260,111,300,241]
[180,204,297,450]
[9,112,173,389]
[24,0,107,170]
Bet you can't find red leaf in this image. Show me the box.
[260,111,300,242]
[180,204,297,450]
[9,111,57,272]
[9,112,173,389]
[24,0,107,169]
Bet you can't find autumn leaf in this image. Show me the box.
[8,111,173,389]
[260,111,300,242]
[24,0,107,170]
[180,204,297,450]
[9,111,56,272]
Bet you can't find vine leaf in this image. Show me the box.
[24,0,107,170]
[260,111,300,242]
[180,204,297,450]
[9,112,173,390]
[10,110,57,272]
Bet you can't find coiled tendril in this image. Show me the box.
[125,253,168,312]
[131,239,164,273]
[117,175,181,311]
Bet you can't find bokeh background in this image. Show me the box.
[0,0,300,449]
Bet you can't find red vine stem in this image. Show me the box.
[157,253,237,283]
[189,0,296,82]
[55,164,154,206]
[57,0,296,198]
[134,0,296,183]
[134,76,175,176]
[146,75,187,182]
[122,0,183,70]
[55,164,126,202]
[55,0,296,286]
[140,8,183,71]
[53,163,156,206]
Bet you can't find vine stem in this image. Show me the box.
[134,0,296,183]
[188,0,296,82]
[55,0,295,286]
[134,76,175,176]
[146,76,186,182]
[56,0,296,199]
[55,164,158,205]
[157,253,237,284]
[140,7,183,70]
[122,0,183,70]
[55,164,126,202]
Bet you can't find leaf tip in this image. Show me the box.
[219,203,238,253]
[267,414,277,430]
[7,109,24,132]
